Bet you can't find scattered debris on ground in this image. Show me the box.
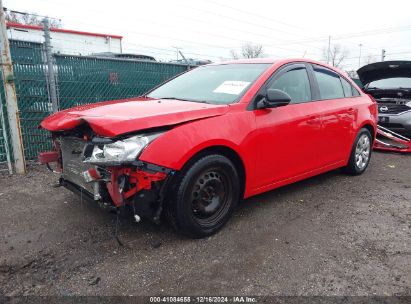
[0,153,410,296]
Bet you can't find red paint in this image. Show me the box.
[87,168,102,180]
[38,151,59,164]
[7,22,122,39]
[106,169,123,206]
[105,167,167,206]
[122,171,167,200]
[374,127,411,153]
[40,97,228,137]
[41,58,377,201]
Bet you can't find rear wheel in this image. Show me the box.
[166,154,240,238]
[344,128,373,175]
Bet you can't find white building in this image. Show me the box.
[6,22,123,56]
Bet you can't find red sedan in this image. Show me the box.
[40,58,378,238]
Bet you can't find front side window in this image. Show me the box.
[147,63,270,105]
[314,67,345,100]
[268,68,311,103]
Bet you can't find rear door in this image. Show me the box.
[310,65,356,164]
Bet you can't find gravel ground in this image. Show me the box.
[0,152,410,296]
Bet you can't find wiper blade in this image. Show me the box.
[158,97,209,104]
[158,97,193,102]
[159,97,184,100]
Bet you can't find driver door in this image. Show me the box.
[253,63,324,189]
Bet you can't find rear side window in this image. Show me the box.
[268,68,311,103]
[314,67,344,100]
[341,77,353,97]
[352,86,361,96]
[341,77,361,97]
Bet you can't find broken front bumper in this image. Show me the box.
[38,136,174,221]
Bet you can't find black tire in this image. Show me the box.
[343,128,373,175]
[165,154,240,238]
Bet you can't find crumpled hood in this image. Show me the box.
[357,61,411,85]
[40,97,229,137]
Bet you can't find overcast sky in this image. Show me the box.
[7,0,411,71]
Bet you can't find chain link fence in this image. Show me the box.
[11,40,52,161]
[0,39,191,173]
[0,101,11,173]
[55,55,188,110]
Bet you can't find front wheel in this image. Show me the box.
[166,154,240,238]
[343,128,373,175]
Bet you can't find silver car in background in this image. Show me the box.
[358,61,411,136]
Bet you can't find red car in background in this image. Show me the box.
[40,58,378,238]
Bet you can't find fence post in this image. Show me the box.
[0,1,26,174]
[42,18,59,113]
[0,94,12,174]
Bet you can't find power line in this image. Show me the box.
[48,35,232,60]
[3,7,61,21]
[265,24,411,47]
[17,1,411,55]
[339,50,411,62]
[176,14,320,49]
[27,35,232,61]
[360,43,411,51]
[7,2,411,64]
[203,0,305,31]
[72,14,323,54]
[66,20,321,59]
[182,3,324,51]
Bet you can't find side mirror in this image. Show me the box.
[257,89,292,109]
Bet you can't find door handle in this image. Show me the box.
[347,108,355,114]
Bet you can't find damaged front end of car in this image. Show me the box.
[38,127,175,223]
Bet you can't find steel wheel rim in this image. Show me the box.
[355,134,371,170]
[190,168,232,226]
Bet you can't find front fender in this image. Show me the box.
[139,111,256,175]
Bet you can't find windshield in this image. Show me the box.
[368,77,411,89]
[147,63,270,104]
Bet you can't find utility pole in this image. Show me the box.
[327,36,331,64]
[172,46,181,61]
[0,0,26,174]
[358,43,363,68]
[381,49,386,62]
[42,18,58,113]
[178,50,191,70]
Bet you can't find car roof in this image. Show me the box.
[209,58,348,77]
[213,58,279,64]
